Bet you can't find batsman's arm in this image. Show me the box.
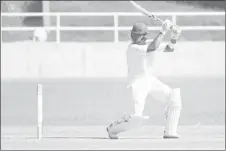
[163,38,177,52]
[146,31,165,53]
[146,20,172,53]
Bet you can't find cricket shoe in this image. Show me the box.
[163,131,180,139]
[106,125,119,139]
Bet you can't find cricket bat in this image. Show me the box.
[130,1,163,24]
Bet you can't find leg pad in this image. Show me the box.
[106,115,149,139]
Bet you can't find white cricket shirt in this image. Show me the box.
[126,42,166,87]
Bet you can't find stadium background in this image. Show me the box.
[1,1,225,126]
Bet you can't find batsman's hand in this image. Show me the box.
[170,24,182,40]
[161,20,173,35]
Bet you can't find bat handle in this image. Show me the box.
[155,18,163,24]
[147,14,163,24]
[154,16,163,24]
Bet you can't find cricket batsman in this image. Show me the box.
[106,19,182,139]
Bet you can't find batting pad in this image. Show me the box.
[165,88,182,135]
[108,115,150,134]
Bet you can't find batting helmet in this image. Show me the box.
[131,22,148,35]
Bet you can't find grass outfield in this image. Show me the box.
[1,126,225,150]
[1,1,225,42]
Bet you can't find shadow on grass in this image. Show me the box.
[17,136,161,140]
[176,1,225,10]
[42,136,161,140]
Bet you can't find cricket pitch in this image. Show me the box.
[1,125,225,150]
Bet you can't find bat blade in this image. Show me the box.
[130,1,150,16]
[129,1,163,24]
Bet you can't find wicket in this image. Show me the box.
[37,84,43,139]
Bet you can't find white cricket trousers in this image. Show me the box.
[131,75,175,116]
[130,75,182,135]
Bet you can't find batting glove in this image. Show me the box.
[161,20,173,35]
[170,24,182,40]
